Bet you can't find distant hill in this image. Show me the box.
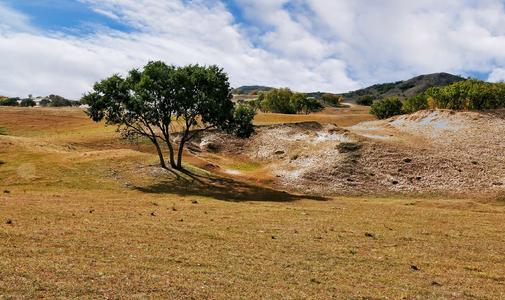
[342,73,466,101]
[232,85,274,95]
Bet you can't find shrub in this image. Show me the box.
[320,93,343,106]
[424,80,505,110]
[258,88,323,114]
[46,95,79,107]
[231,104,256,138]
[0,98,19,106]
[402,93,429,113]
[20,98,36,107]
[356,95,374,106]
[293,95,324,114]
[370,97,403,119]
[259,88,297,114]
[39,99,51,107]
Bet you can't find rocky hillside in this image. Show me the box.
[343,73,465,102]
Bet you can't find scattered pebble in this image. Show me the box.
[6,219,12,225]
[365,232,376,238]
[411,265,421,271]
[89,209,95,214]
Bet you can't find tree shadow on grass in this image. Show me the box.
[134,168,327,202]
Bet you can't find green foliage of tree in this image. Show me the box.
[320,93,343,106]
[259,88,297,114]
[423,79,505,110]
[39,98,51,107]
[402,93,429,113]
[47,95,79,107]
[258,88,323,114]
[230,104,256,138]
[0,98,19,106]
[370,97,403,119]
[83,61,251,170]
[401,79,505,114]
[356,95,374,106]
[20,98,36,107]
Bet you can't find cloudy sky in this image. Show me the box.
[1,0,505,99]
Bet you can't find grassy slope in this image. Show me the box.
[1,107,504,299]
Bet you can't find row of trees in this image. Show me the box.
[0,95,79,107]
[251,88,324,114]
[370,80,505,119]
[83,61,255,170]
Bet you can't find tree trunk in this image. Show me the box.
[167,139,177,169]
[152,138,167,169]
[176,136,185,170]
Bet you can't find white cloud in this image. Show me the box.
[0,2,33,32]
[488,68,505,82]
[0,0,505,99]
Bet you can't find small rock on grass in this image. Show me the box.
[365,232,376,238]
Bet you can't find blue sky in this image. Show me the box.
[0,0,504,98]
[1,0,131,33]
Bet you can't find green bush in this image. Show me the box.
[370,97,403,119]
[0,98,19,106]
[425,80,505,110]
[39,99,51,107]
[401,80,505,114]
[20,98,36,107]
[258,88,323,114]
[402,93,429,113]
[356,95,374,106]
[46,95,79,107]
[320,93,343,106]
[231,104,256,138]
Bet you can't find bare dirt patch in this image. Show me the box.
[196,110,505,197]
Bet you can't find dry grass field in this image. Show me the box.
[1,107,505,299]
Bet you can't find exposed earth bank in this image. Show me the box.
[194,109,505,197]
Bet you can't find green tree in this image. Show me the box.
[356,95,374,106]
[293,96,324,114]
[258,88,323,114]
[0,98,19,106]
[83,61,249,170]
[402,93,428,113]
[230,104,256,138]
[39,98,51,107]
[20,98,36,107]
[320,93,342,106]
[259,88,297,114]
[370,97,403,119]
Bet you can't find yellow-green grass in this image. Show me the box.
[1,107,504,299]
